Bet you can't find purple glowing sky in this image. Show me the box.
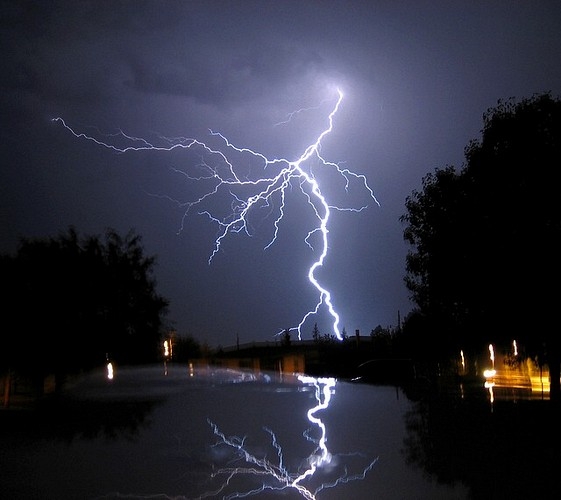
[2,1,561,346]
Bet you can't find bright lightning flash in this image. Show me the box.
[202,376,378,499]
[53,88,378,340]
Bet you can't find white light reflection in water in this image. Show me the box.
[484,380,495,404]
[201,376,378,499]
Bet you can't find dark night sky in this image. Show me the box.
[2,1,561,347]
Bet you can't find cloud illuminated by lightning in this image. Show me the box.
[53,88,378,340]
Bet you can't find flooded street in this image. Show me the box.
[2,364,558,499]
[0,366,465,500]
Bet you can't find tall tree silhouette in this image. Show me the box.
[1,227,168,393]
[401,93,561,397]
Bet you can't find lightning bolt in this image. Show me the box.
[53,88,379,340]
[200,376,378,499]
[91,374,378,499]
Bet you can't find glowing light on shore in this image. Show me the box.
[489,344,495,368]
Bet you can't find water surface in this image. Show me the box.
[0,365,492,499]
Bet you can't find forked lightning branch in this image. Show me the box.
[53,88,378,340]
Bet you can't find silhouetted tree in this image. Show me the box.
[370,325,393,357]
[1,227,168,393]
[401,92,561,397]
[172,334,202,362]
[403,394,561,498]
[281,328,291,347]
[312,322,321,342]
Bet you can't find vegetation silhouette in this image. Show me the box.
[1,227,169,399]
[400,92,561,399]
[402,388,561,499]
[0,391,161,443]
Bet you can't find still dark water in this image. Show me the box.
[1,365,560,499]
